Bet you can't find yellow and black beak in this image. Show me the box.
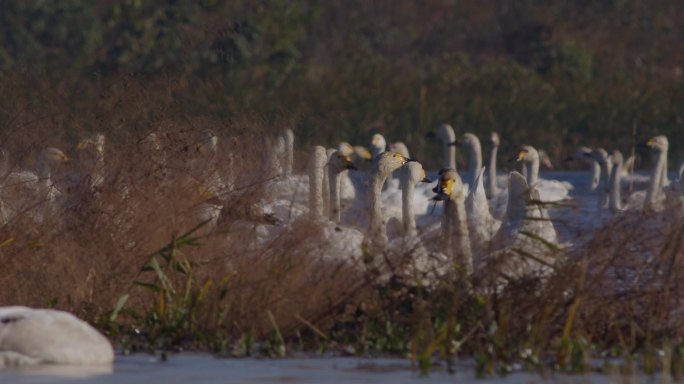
[343,156,358,170]
[392,152,410,165]
[432,178,452,200]
[449,139,461,147]
[509,150,527,162]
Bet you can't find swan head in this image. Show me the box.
[77,133,106,162]
[370,134,387,154]
[453,132,480,150]
[402,161,431,186]
[328,150,357,173]
[432,168,463,201]
[611,150,624,166]
[591,148,610,165]
[353,146,373,161]
[511,145,538,163]
[41,147,69,165]
[488,132,500,147]
[646,135,669,153]
[435,124,456,144]
[338,142,354,156]
[564,146,593,164]
[374,151,409,176]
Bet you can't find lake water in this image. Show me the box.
[0,354,659,383]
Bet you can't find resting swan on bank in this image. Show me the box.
[0,306,114,366]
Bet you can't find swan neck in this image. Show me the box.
[309,149,326,220]
[646,150,666,209]
[590,161,601,191]
[369,171,388,247]
[400,170,416,236]
[487,145,499,198]
[443,142,456,170]
[528,159,539,186]
[468,144,482,186]
[444,197,473,275]
[609,162,622,212]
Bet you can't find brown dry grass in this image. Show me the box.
[1,74,684,375]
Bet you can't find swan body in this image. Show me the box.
[465,167,501,254]
[488,172,560,279]
[0,306,114,366]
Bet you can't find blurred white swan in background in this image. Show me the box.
[0,306,113,366]
[486,132,501,199]
[0,147,69,225]
[513,145,572,202]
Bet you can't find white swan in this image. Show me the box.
[488,172,560,279]
[513,145,572,202]
[565,146,600,192]
[432,168,473,274]
[590,148,612,213]
[368,151,411,249]
[0,148,69,225]
[465,167,501,255]
[0,306,114,366]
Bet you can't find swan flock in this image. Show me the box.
[0,126,681,367]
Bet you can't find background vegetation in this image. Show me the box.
[1,0,683,167]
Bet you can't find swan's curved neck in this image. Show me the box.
[646,149,667,210]
[590,161,601,191]
[609,161,622,213]
[369,171,389,248]
[443,142,456,170]
[400,168,416,237]
[467,144,482,186]
[443,192,472,275]
[487,144,499,198]
[527,158,539,186]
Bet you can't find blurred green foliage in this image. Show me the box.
[0,0,683,166]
